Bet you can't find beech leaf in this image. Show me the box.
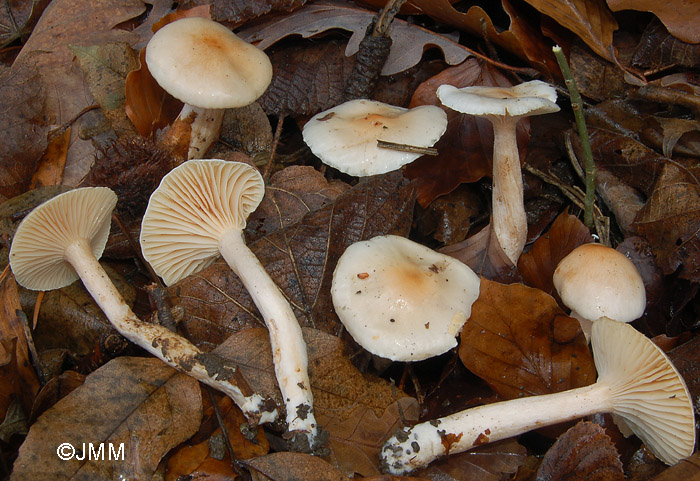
[216,328,419,477]
[608,0,700,44]
[632,18,700,69]
[536,421,624,481]
[459,279,596,400]
[11,357,202,481]
[168,171,415,349]
[237,0,472,76]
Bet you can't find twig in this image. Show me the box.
[263,114,285,180]
[377,139,438,156]
[552,46,596,232]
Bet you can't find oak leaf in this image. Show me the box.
[459,279,596,400]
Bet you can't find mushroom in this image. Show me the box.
[436,80,560,264]
[9,187,278,425]
[380,318,695,474]
[331,235,480,361]
[302,99,447,176]
[553,243,646,340]
[146,17,273,160]
[139,159,320,450]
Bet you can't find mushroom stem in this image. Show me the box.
[489,116,527,264]
[381,382,607,474]
[218,228,319,445]
[163,104,225,161]
[64,238,278,426]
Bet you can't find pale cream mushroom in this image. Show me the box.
[302,99,447,176]
[553,243,646,340]
[9,187,277,425]
[380,318,695,474]
[437,80,560,264]
[332,235,480,361]
[140,159,320,450]
[146,17,273,159]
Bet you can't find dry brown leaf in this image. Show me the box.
[642,117,700,158]
[536,421,624,481]
[632,18,700,70]
[11,357,202,480]
[0,272,39,418]
[0,0,50,48]
[216,328,419,477]
[243,452,349,481]
[237,0,472,76]
[168,171,415,348]
[523,0,619,61]
[29,128,71,189]
[207,0,307,24]
[247,166,350,242]
[459,279,596,400]
[633,163,700,282]
[518,209,593,295]
[28,371,85,423]
[11,0,175,186]
[607,0,700,44]
[0,59,48,198]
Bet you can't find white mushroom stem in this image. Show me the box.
[218,228,318,444]
[64,238,278,426]
[489,115,527,265]
[381,382,609,475]
[164,104,225,160]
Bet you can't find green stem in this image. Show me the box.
[553,45,596,231]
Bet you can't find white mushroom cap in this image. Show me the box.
[331,235,480,361]
[437,80,560,118]
[146,17,273,109]
[10,187,117,291]
[302,99,447,176]
[553,243,646,323]
[140,159,265,286]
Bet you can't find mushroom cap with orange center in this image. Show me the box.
[331,235,480,361]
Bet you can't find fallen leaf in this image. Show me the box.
[29,128,71,189]
[0,59,48,198]
[632,18,700,70]
[459,279,596,400]
[237,0,473,76]
[207,0,307,24]
[11,357,202,481]
[218,102,274,156]
[168,171,415,349]
[642,117,700,158]
[216,328,419,477]
[28,371,85,423]
[523,0,618,61]
[536,421,624,480]
[243,452,349,481]
[0,0,50,48]
[247,165,350,241]
[633,163,700,282]
[518,209,593,295]
[607,0,700,44]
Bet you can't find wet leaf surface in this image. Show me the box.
[459,279,596,400]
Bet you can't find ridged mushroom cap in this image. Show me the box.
[331,235,480,361]
[437,80,560,118]
[140,159,265,286]
[302,99,447,176]
[9,187,117,291]
[146,17,273,109]
[553,243,646,323]
[592,318,695,465]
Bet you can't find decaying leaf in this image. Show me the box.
[632,18,700,70]
[536,421,624,480]
[216,328,419,477]
[608,0,700,44]
[28,371,85,423]
[0,0,50,48]
[206,0,307,24]
[243,452,349,481]
[29,128,71,189]
[459,279,596,400]
[633,163,700,282]
[237,0,473,76]
[11,357,202,481]
[518,209,593,295]
[168,171,415,348]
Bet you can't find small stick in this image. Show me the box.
[552,45,596,231]
[377,140,438,156]
[263,114,285,180]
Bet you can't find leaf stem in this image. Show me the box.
[552,45,596,231]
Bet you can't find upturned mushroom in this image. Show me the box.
[437,80,560,264]
[146,17,273,159]
[332,235,480,361]
[9,187,277,425]
[302,99,447,176]
[380,318,695,474]
[139,159,320,450]
[553,243,646,340]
